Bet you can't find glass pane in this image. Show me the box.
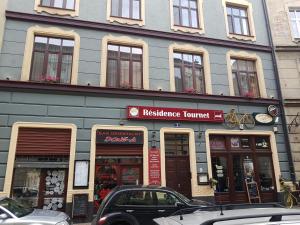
[121,0,130,18]
[249,73,260,98]
[228,16,233,33]
[296,10,300,19]
[233,156,246,191]
[194,55,202,65]
[62,40,74,54]
[121,167,140,185]
[120,46,131,59]
[190,0,197,9]
[240,8,247,17]
[133,0,140,19]
[233,17,242,34]
[60,55,72,83]
[132,47,142,59]
[195,67,204,94]
[191,10,198,28]
[120,60,130,87]
[132,61,142,89]
[127,191,154,205]
[232,72,240,96]
[12,168,41,208]
[175,67,183,92]
[156,192,178,206]
[111,0,119,16]
[34,36,47,51]
[247,61,255,72]
[211,157,228,193]
[241,18,249,35]
[238,72,249,96]
[183,53,193,64]
[41,0,51,6]
[291,21,300,38]
[289,10,296,19]
[209,136,226,150]
[226,7,232,15]
[108,44,119,51]
[174,52,182,61]
[54,0,63,8]
[258,157,274,191]
[107,59,118,87]
[31,52,45,81]
[238,60,247,71]
[173,0,179,6]
[231,59,237,70]
[174,7,180,25]
[182,8,190,27]
[66,0,75,9]
[46,53,59,79]
[48,38,61,52]
[232,8,240,16]
[184,66,193,90]
[181,0,189,7]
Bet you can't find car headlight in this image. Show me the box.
[56,221,69,225]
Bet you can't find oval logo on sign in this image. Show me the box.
[255,114,273,124]
[129,107,139,117]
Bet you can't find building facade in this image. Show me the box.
[266,0,300,180]
[0,0,293,220]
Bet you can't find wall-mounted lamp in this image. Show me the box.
[151,131,157,148]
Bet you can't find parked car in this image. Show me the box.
[92,185,213,225]
[154,204,300,225]
[0,197,71,225]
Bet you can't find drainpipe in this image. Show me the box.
[262,0,296,182]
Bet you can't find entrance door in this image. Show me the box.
[165,134,192,198]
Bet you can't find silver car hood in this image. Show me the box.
[21,209,69,223]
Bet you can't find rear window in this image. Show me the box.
[115,191,154,206]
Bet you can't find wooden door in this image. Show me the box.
[166,156,191,198]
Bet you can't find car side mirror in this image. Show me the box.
[0,213,8,220]
[175,202,185,208]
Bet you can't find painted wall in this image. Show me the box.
[0,20,278,98]
[0,0,7,53]
[0,90,290,192]
[6,0,270,46]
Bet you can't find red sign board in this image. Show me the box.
[96,130,144,145]
[148,148,161,185]
[127,106,224,123]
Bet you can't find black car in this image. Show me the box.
[92,185,212,225]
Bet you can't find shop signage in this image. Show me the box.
[74,161,89,188]
[268,105,279,117]
[148,148,161,185]
[253,113,275,125]
[96,130,143,145]
[127,106,224,123]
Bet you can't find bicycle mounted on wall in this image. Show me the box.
[224,109,255,129]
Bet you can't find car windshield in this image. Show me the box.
[174,191,191,203]
[0,198,33,218]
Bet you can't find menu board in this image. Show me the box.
[74,161,89,188]
[72,194,88,218]
[148,148,161,185]
[245,180,261,203]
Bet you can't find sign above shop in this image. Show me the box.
[96,130,144,145]
[127,106,224,123]
[253,113,275,125]
[268,105,279,117]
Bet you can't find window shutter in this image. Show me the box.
[16,128,72,156]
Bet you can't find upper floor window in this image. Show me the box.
[231,58,260,98]
[111,0,141,20]
[107,44,143,89]
[40,0,75,10]
[289,9,300,39]
[174,52,205,94]
[30,36,74,84]
[226,5,249,36]
[173,0,199,28]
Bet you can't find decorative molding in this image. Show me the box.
[222,0,256,42]
[106,0,145,26]
[168,43,212,94]
[21,26,80,85]
[100,34,149,90]
[226,50,268,98]
[5,11,272,52]
[169,0,205,34]
[34,0,80,17]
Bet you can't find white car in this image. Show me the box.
[0,197,71,225]
[154,205,300,225]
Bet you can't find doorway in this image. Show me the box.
[165,134,192,198]
[210,135,277,203]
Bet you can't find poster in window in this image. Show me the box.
[74,161,89,188]
[230,137,240,148]
[241,138,250,148]
[209,136,225,150]
[255,137,269,149]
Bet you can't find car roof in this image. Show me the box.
[161,207,300,225]
[112,185,175,192]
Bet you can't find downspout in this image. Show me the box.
[262,0,296,182]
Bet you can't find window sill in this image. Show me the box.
[108,16,145,27]
[35,5,78,17]
[171,25,205,35]
[228,33,256,42]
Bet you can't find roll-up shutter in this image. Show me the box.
[96,144,143,156]
[16,128,72,156]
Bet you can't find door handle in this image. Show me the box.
[178,184,181,188]
[126,210,134,213]
[226,177,230,188]
[158,210,166,213]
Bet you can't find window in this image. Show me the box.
[156,192,178,206]
[111,0,141,20]
[226,5,249,36]
[173,52,205,94]
[114,191,154,206]
[231,58,260,98]
[289,9,300,39]
[165,134,189,156]
[173,0,199,28]
[40,0,75,10]
[30,36,74,84]
[107,44,143,89]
